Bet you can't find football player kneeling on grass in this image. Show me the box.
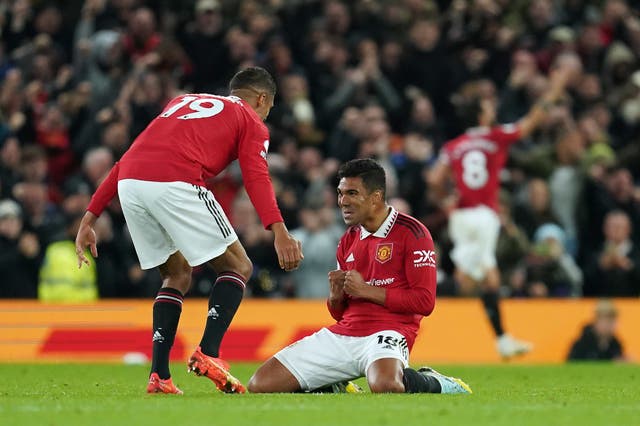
[248,159,471,394]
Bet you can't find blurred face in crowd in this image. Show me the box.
[83,148,114,185]
[324,0,350,35]
[594,310,617,340]
[13,182,48,217]
[528,0,553,29]
[196,7,222,35]
[281,74,308,102]
[380,40,403,69]
[606,168,634,202]
[576,74,602,101]
[1,137,21,170]
[299,208,322,232]
[411,95,435,126]
[603,211,631,244]
[130,8,156,40]
[409,20,440,51]
[0,214,22,240]
[528,178,550,213]
[20,150,48,182]
[404,133,433,162]
[35,5,62,35]
[579,24,603,54]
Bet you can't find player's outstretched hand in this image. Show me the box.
[75,211,99,268]
[272,222,304,271]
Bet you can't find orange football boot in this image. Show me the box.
[147,372,183,395]
[187,346,246,394]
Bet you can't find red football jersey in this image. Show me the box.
[440,124,521,211]
[87,94,283,229]
[327,208,437,349]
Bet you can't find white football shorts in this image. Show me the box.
[274,328,409,391]
[448,204,500,281]
[118,179,238,269]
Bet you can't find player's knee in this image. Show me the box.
[247,372,268,393]
[369,378,405,393]
[235,257,253,282]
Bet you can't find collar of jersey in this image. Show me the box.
[360,206,398,240]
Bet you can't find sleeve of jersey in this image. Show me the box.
[237,116,284,230]
[494,123,522,147]
[86,162,120,217]
[384,233,437,316]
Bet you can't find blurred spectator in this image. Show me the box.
[513,178,560,240]
[231,192,281,297]
[179,0,230,93]
[13,181,64,245]
[567,299,625,361]
[0,199,40,298]
[496,191,530,294]
[289,205,343,298]
[584,210,640,296]
[0,136,21,198]
[0,0,638,299]
[523,223,582,297]
[38,212,98,302]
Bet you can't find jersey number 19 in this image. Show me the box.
[160,95,225,120]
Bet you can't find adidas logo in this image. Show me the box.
[208,307,219,318]
[346,253,355,262]
[152,330,164,343]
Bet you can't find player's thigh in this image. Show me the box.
[248,357,301,393]
[148,182,238,267]
[476,206,501,269]
[448,209,486,279]
[118,179,177,270]
[273,328,359,391]
[357,330,409,375]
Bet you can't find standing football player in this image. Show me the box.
[428,56,580,358]
[75,67,303,394]
[248,159,471,394]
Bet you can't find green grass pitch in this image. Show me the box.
[1,363,638,426]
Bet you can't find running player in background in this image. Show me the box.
[75,67,303,394]
[248,159,471,394]
[428,56,581,358]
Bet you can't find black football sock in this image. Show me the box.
[199,271,245,358]
[150,287,184,380]
[481,291,504,337]
[402,368,442,393]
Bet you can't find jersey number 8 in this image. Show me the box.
[461,150,489,189]
[160,95,224,120]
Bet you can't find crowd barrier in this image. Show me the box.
[0,299,638,363]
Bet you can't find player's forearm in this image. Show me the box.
[86,162,120,217]
[327,298,346,321]
[385,286,435,316]
[360,285,386,306]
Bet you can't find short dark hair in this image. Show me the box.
[229,66,276,96]
[457,96,483,129]
[338,158,386,198]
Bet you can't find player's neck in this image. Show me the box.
[362,205,391,234]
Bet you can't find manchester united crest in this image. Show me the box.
[375,243,393,264]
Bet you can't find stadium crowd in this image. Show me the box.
[0,0,639,301]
